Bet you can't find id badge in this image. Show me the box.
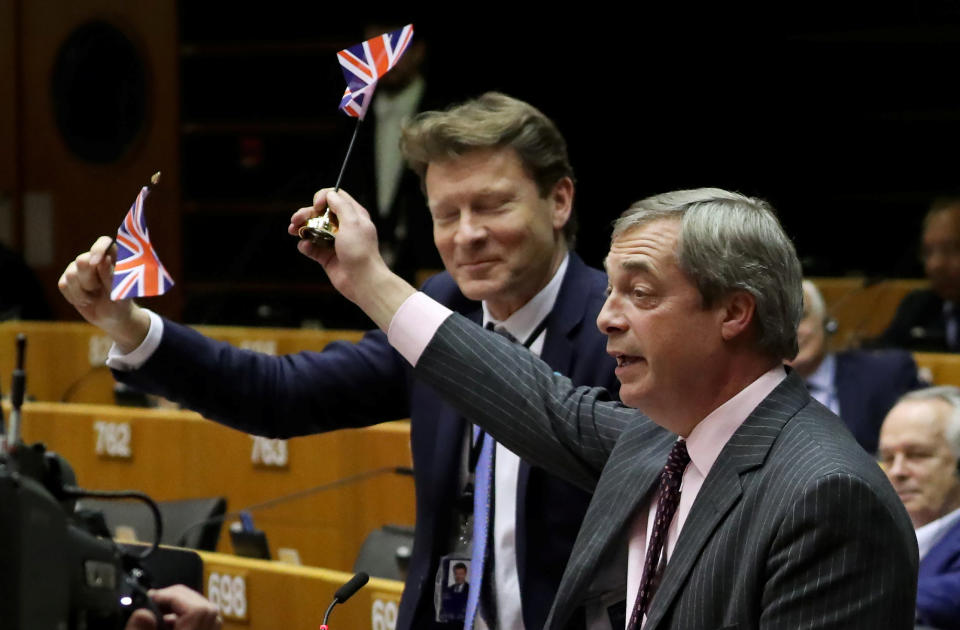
[435,554,472,622]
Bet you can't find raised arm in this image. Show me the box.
[58,198,413,437]
[297,188,659,489]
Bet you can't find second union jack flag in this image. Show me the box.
[337,24,414,120]
[111,186,174,301]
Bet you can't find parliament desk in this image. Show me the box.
[0,320,364,404]
[11,401,414,572]
[196,551,404,629]
[914,352,960,386]
[810,277,927,350]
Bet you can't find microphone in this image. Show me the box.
[334,571,369,602]
[7,334,26,450]
[320,571,369,629]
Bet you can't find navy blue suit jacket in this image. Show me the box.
[918,517,960,629]
[877,289,952,353]
[833,349,921,454]
[114,253,618,630]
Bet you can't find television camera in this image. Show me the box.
[1,333,165,629]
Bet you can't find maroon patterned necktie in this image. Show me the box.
[627,439,691,629]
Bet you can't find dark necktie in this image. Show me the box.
[627,439,691,629]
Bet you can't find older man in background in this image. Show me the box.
[788,280,921,453]
[880,387,960,629]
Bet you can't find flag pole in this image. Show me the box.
[334,118,362,192]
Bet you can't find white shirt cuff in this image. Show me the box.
[387,292,453,366]
[105,309,165,371]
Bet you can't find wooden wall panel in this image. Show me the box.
[810,277,927,350]
[18,0,181,319]
[0,0,18,248]
[0,320,364,404]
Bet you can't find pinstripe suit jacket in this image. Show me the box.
[416,314,920,630]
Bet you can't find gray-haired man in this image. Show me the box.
[880,386,960,628]
[294,186,918,629]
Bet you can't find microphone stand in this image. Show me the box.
[320,571,369,630]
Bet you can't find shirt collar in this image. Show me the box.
[482,253,569,342]
[917,505,960,560]
[685,365,788,479]
[805,352,836,394]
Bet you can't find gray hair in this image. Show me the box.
[898,386,960,459]
[612,188,803,360]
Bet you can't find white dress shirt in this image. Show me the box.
[917,505,960,561]
[804,352,839,416]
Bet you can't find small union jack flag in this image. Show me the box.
[337,24,414,120]
[110,186,174,301]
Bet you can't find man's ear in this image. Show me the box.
[549,177,574,231]
[720,290,756,342]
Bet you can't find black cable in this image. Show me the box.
[63,486,163,560]
[176,465,406,544]
[322,599,338,627]
[59,365,110,403]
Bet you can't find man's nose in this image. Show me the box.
[927,251,945,276]
[453,212,486,246]
[597,294,625,335]
[888,452,908,478]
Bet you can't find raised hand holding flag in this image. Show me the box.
[111,173,174,301]
[299,23,415,245]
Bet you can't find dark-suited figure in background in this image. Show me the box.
[0,241,51,321]
[340,22,442,280]
[878,198,960,352]
[295,186,920,629]
[59,94,617,630]
[880,387,960,629]
[787,280,922,453]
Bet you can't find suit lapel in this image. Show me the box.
[643,373,809,629]
[642,460,743,629]
[550,425,675,626]
[517,255,585,592]
[428,306,483,516]
[539,253,592,373]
